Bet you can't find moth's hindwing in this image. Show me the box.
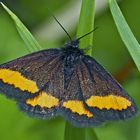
[18,91,60,119]
[19,55,65,119]
[19,62,102,127]
[60,68,103,127]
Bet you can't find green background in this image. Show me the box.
[0,0,140,140]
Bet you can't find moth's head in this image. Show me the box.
[62,39,83,55]
[65,28,97,49]
[66,39,80,49]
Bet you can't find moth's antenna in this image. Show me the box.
[77,27,98,41]
[52,15,72,42]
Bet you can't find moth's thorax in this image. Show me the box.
[61,41,84,66]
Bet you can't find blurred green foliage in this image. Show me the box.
[0,0,140,140]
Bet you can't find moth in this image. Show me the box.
[0,18,137,127]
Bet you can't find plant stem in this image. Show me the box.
[64,0,97,140]
[64,122,86,140]
[77,0,95,56]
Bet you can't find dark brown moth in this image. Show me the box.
[0,15,138,127]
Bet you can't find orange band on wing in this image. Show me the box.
[86,95,132,110]
[0,69,39,93]
[63,100,93,117]
[26,92,59,108]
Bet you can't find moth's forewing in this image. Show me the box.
[0,49,61,101]
[76,55,137,121]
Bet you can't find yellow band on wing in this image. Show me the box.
[0,69,39,93]
[63,100,93,117]
[26,92,59,108]
[86,95,132,110]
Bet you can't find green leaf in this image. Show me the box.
[77,0,95,56]
[109,0,140,72]
[64,122,86,140]
[0,2,42,52]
